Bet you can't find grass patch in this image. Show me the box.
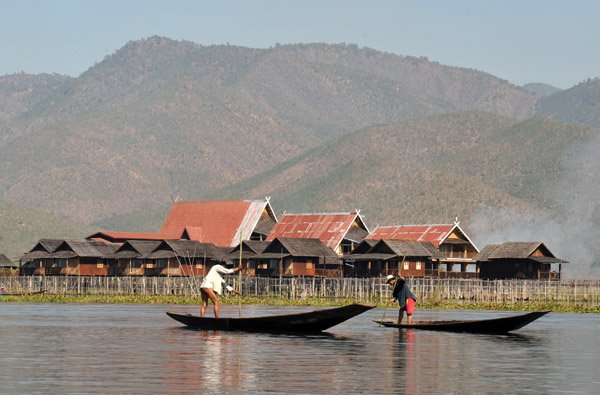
[2,294,598,313]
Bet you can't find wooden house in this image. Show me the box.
[110,240,162,276]
[145,240,226,276]
[367,221,479,278]
[228,240,270,276]
[0,254,17,276]
[160,198,278,246]
[49,240,118,276]
[345,239,445,277]
[266,211,369,256]
[19,239,64,275]
[255,237,341,277]
[87,198,278,247]
[477,242,568,280]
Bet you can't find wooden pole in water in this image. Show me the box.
[239,232,243,318]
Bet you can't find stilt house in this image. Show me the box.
[476,241,568,280]
[145,240,226,276]
[345,239,445,277]
[111,240,162,276]
[266,211,369,256]
[49,240,118,276]
[228,240,270,276]
[367,221,479,278]
[87,198,277,247]
[255,237,341,277]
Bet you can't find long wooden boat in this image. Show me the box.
[375,310,550,334]
[167,303,375,333]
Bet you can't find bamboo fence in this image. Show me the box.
[2,275,599,307]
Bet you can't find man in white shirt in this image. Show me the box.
[200,263,242,318]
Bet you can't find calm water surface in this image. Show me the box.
[1,303,599,394]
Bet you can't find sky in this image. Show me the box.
[1,0,599,89]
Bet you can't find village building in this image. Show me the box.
[254,237,341,277]
[345,239,445,277]
[367,221,479,278]
[228,240,270,276]
[86,198,277,247]
[41,240,119,276]
[18,239,64,275]
[0,254,17,276]
[265,211,369,256]
[110,240,162,276]
[476,241,568,280]
[144,240,226,276]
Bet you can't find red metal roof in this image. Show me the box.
[366,224,457,247]
[266,212,366,250]
[87,231,174,243]
[160,200,274,247]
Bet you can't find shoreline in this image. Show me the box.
[1,294,598,313]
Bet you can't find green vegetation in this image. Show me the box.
[2,294,597,313]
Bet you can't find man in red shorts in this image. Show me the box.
[386,274,417,325]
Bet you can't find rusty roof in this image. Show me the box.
[86,231,174,243]
[265,212,368,250]
[159,199,276,247]
[367,223,478,251]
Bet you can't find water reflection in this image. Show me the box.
[1,304,599,393]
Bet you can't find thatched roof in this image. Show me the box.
[20,238,65,259]
[353,239,445,260]
[262,237,338,258]
[476,242,568,263]
[0,254,16,267]
[113,240,163,259]
[345,226,369,243]
[253,215,277,236]
[52,240,119,258]
[146,240,225,260]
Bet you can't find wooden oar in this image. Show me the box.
[379,250,407,326]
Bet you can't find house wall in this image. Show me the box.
[78,257,109,276]
[479,259,550,279]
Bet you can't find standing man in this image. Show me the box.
[386,274,417,325]
[200,263,242,318]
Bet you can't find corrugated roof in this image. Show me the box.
[86,231,173,242]
[367,223,478,251]
[159,199,275,247]
[266,212,368,250]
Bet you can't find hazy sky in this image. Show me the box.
[2,0,599,89]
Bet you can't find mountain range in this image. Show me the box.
[1,37,599,278]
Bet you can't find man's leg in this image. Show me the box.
[398,309,405,324]
[407,313,413,325]
[202,287,220,318]
[200,289,209,317]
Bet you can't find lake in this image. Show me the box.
[1,303,598,394]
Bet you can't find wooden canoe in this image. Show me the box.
[375,310,550,334]
[167,303,375,333]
